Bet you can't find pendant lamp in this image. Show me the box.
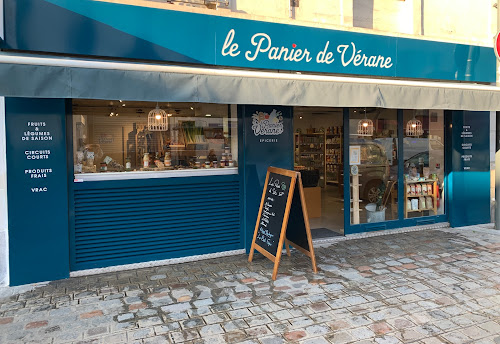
[357,108,373,136]
[406,114,423,137]
[148,103,168,131]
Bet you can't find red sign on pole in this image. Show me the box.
[494,32,500,61]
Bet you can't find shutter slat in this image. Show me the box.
[72,179,242,270]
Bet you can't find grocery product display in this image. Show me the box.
[404,178,438,217]
[294,126,343,188]
[72,100,237,174]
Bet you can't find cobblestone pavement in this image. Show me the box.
[0,224,499,344]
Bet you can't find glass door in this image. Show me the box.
[348,108,398,225]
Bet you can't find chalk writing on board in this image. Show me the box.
[268,176,286,197]
[258,197,276,246]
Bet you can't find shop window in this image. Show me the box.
[349,108,398,224]
[403,110,444,218]
[72,100,237,179]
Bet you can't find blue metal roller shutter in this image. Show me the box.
[70,175,243,271]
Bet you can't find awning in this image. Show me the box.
[1,53,500,111]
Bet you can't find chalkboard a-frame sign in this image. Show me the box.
[249,167,318,280]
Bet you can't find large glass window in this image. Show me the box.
[403,110,445,218]
[350,108,398,224]
[73,100,237,177]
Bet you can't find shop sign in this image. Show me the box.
[495,32,500,61]
[349,146,361,165]
[5,98,70,285]
[222,29,393,71]
[452,111,489,172]
[249,167,317,280]
[2,0,496,83]
[251,109,284,137]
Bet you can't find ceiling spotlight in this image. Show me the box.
[190,106,194,110]
[299,116,303,119]
[122,103,126,107]
[119,100,123,102]
[205,114,212,117]
[167,113,173,117]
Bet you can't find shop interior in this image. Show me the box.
[293,107,345,238]
[294,107,445,238]
[72,100,238,174]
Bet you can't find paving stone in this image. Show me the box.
[245,314,272,327]
[325,330,353,343]
[87,326,108,337]
[245,324,272,337]
[199,324,224,336]
[300,337,329,344]
[441,330,472,343]
[350,326,376,340]
[284,330,307,341]
[127,327,155,340]
[138,316,163,328]
[0,226,499,344]
[182,317,205,329]
[259,335,285,344]
[478,321,500,334]
[305,324,330,336]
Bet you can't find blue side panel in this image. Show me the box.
[242,105,293,251]
[3,0,203,64]
[448,111,491,227]
[448,171,490,227]
[397,40,493,82]
[71,175,242,270]
[5,98,70,285]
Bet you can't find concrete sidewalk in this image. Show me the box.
[0,224,499,344]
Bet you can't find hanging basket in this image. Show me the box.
[148,105,168,131]
[357,118,374,136]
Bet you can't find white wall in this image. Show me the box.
[129,0,497,45]
[491,111,496,223]
[0,96,8,286]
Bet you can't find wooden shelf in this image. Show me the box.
[294,131,342,188]
[404,179,437,218]
[405,179,436,184]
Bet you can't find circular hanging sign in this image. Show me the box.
[495,32,500,61]
[350,165,358,176]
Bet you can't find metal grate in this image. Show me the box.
[72,180,241,270]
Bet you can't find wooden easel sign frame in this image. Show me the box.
[248,167,317,280]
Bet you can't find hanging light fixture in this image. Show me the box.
[147,103,168,131]
[357,108,373,136]
[406,113,423,137]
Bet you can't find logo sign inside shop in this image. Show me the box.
[252,110,284,138]
[222,29,394,69]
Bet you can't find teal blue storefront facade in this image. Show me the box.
[0,0,496,285]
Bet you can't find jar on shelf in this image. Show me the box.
[100,162,107,172]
